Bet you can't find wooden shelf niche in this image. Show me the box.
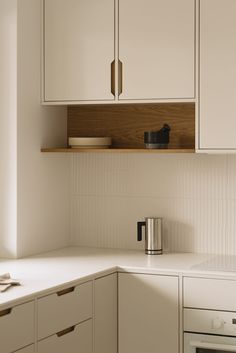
[42,103,195,153]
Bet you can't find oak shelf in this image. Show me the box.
[41,148,195,153]
[42,103,196,154]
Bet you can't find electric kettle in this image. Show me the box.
[137,217,163,255]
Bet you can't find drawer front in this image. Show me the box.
[184,277,236,311]
[38,281,92,339]
[13,345,34,353]
[38,319,92,353]
[184,308,236,337]
[0,301,34,353]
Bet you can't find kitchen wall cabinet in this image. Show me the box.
[199,0,236,151]
[43,0,114,102]
[118,273,179,353]
[94,273,117,353]
[43,0,196,104]
[119,0,195,100]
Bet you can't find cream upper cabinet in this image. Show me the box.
[43,0,196,104]
[118,273,179,353]
[43,0,115,102]
[199,0,236,150]
[118,0,195,100]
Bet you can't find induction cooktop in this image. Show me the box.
[191,255,236,273]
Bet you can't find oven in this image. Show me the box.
[184,308,236,353]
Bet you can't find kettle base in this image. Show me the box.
[145,249,162,255]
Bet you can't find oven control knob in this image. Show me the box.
[212,318,224,329]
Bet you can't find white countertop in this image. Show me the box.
[1,247,236,308]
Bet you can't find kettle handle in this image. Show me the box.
[137,222,146,241]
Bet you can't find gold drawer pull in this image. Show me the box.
[111,60,115,96]
[57,325,75,337]
[0,308,12,317]
[118,60,123,96]
[57,286,75,296]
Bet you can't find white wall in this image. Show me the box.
[71,153,236,255]
[0,0,70,258]
[16,0,70,257]
[0,0,18,258]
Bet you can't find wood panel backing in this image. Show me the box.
[68,103,195,149]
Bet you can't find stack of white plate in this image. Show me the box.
[68,137,112,149]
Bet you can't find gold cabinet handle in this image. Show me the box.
[57,286,75,297]
[0,308,12,317]
[56,325,75,338]
[111,60,115,96]
[118,60,123,96]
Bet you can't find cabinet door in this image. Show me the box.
[44,0,114,102]
[199,0,236,150]
[94,274,117,353]
[119,0,195,100]
[118,273,179,353]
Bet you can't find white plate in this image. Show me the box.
[70,145,110,149]
[68,137,112,147]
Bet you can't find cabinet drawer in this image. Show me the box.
[38,319,92,353]
[13,345,34,353]
[184,277,236,311]
[38,281,92,339]
[0,301,34,353]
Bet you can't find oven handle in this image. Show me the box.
[190,340,236,352]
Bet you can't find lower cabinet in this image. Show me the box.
[13,346,34,353]
[1,274,180,353]
[118,273,179,353]
[38,319,92,353]
[94,273,117,353]
[0,301,34,353]
[38,281,93,340]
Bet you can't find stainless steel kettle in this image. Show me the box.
[137,217,163,255]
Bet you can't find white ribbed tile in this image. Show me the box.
[225,199,236,255]
[72,154,228,199]
[71,195,163,250]
[227,155,236,199]
[70,153,236,255]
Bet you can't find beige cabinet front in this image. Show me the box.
[0,302,34,353]
[94,273,117,353]
[38,281,92,340]
[199,0,236,150]
[13,346,34,353]
[44,0,115,102]
[38,319,92,353]
[184,277,236,311]
[118,273,179,353]
[119,0,195,100]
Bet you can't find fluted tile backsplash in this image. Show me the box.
[70,153,236,255]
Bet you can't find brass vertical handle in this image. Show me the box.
[111,60,115,96]
[118,60,123,96]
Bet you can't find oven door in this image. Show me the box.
[184,333,236,353]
